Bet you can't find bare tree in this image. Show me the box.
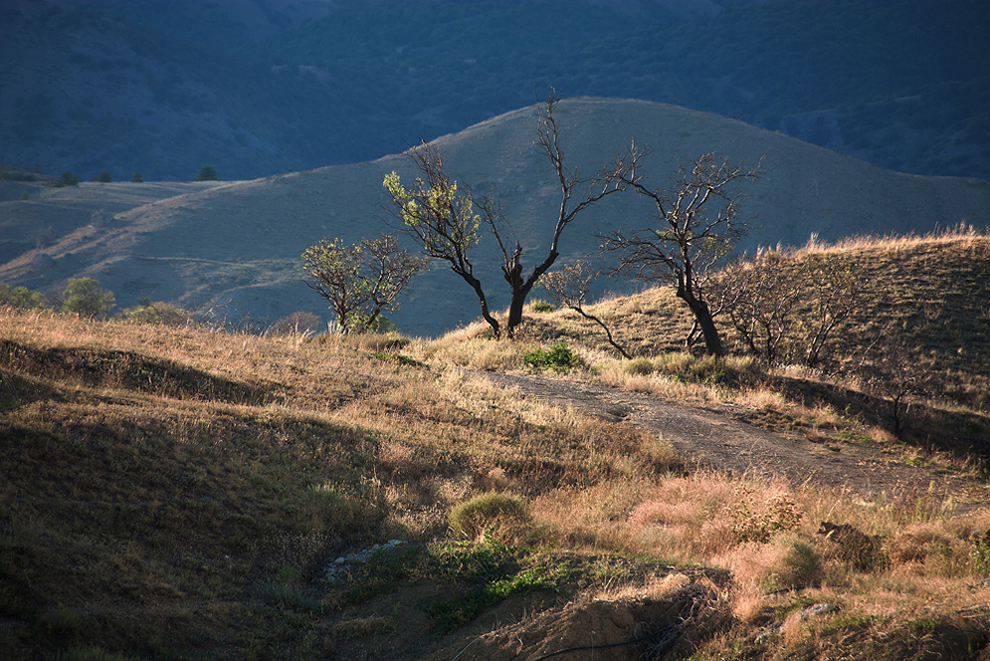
[713,250,802,365]
[383,90,643,338]
[540,259,631,359]
[797,252,873,367]
[302,234,427,334]
[599,153,763,356]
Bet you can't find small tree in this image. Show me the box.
[196,165,218,181]
[93,170,111,183]
[600,152,763,356]
[0,284,42,309]
[131,172,143,183]
[53,172,79,187]
[61,278,115,320]
[540,259,630,359]
[383,90,642,338]
[713,250,802,365]
[796,251,873,367]
[302,233,427,334]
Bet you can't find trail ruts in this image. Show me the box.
[468,370,982,506]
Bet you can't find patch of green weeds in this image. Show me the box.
[529,299,555,313]
[371,351,423,367]
[523,341,583,372]
[424,542,567,635]
[344,544,423,604]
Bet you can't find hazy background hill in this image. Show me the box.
[1,0,988,182]
[2,98,988,336]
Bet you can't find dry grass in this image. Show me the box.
[1,230,989,661]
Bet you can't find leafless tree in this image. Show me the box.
[383,90,643,338]
[302,233,428,334]
[599,153,763,356]
[713,250,802,365]
[797,252,874,367]
[540,259,631,359]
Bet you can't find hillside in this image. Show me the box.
[2,98,989,336]
[2,0,988,181]
[2,231,989,659]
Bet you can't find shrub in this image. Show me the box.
[195,165,218,181]
[117,301,192,326]
[53,172,79,187]
[449,493,531,542]
[0,284,42,309]
[61,278,115,320]
[92,170,111,183]
[523,340,583,372]
[131,172,143,183]
[529,299,555,313]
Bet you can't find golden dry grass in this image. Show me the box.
[1,229,988,660]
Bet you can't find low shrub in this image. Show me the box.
[523,340,583,372]
[449,493,531,542]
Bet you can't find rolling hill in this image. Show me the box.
[3,98,990,335]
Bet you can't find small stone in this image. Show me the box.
[335,556,346,564]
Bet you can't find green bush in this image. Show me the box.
[92,171,111,183]
[523,340,583,372]
[0,284,42,309]
[195,165,218,181]
[117,301,191,326]
[529,299,555,313]
[61,278,115,320]
[448,493,531,541]
[131,172,143,183]
[53,172,79,187]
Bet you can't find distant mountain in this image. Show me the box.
[1,0,987,182]
[2,98,988,336]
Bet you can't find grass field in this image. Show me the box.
[1,231,989,660]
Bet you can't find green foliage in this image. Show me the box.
[195,165,218,181]
[130,172,143,183]
[523,341,583,372]
[424,541,564,634]
[448,493,531,540]
[0,284,42,309]
[60,278,115,320]
[53,172,79,187]
[302,234,426,335]
[92,170,111,183]
[117,301,191,326]
[371,351,422,367]
[529,299,555,313]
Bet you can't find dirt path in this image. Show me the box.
[470,370,982,505]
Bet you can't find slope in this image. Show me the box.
[2,98,989,336]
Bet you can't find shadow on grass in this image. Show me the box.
[0,339,274,405]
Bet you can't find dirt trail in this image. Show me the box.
[471,370,981,504]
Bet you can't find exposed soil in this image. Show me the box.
[469,370,985,507]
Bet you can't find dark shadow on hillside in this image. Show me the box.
[0,339,274,405]
[765,374,990,464]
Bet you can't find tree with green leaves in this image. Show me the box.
[196,165,218,181]
[93,170,112,183]
[0,284,42,309]
[61,278,115,320]
[600,153,763,356]
[302,233,427,334]
[383,91,642,338]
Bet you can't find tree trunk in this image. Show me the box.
[459,269,500,338]
[680,291,725,357]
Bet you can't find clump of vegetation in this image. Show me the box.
[523,340,583,372]
[53,171,79,187]
[448,493,532,542]
[195,165,218,181]
[0,284,42,309]
[60,278,115,320]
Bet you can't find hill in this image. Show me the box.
[2,98,989,336]
[2,0,988,181]
[2,230,989,659]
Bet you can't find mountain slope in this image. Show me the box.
[3,98,989,335]
[2,0,988,181]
